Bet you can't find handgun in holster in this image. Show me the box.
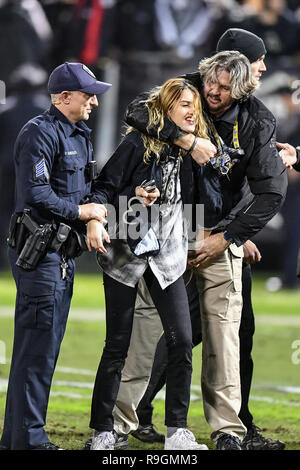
[15,211,53,270]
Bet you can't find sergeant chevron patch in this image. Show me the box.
[34,158,49,180]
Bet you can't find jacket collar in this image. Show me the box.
[49,105,92,138]
[212,103,240,125]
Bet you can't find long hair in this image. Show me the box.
[198,50,259,101]
[127,78,209,163]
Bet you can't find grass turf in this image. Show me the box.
[1,270,300,450]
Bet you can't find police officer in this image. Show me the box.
[0,62,111,450]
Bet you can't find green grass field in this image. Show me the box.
[1,269,300,451]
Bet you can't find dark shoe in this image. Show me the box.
[82,438,92,451]
[113,432,129,449]
[131,424,165,443]
[241,424,285,450]
[30,442,63,450]
[83,431,128,450]
[216,433,242,450]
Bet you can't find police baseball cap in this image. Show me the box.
[217,28,267,63]
[48,62,112,94]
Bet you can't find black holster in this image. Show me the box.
[13,211,53,270]
[64,230,88,259]
[7,211,88,268]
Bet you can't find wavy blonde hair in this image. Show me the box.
[127,77,209,163]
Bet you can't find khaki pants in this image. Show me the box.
[113,245,246,440]
[196,244,246,441]
[113,278,163,435]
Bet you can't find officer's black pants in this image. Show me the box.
[0,248,74,450]
[137,263,255,431]
[89,268,193,432]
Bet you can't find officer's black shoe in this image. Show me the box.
[216,433,242,450]
[30,442,64,450]
[131,424,165,443]
[241,424,285,450]
[82,431,128,450]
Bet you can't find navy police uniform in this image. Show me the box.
[1,105,93,450]
[0,62,111,450]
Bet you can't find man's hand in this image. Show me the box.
[79,203,107,223]
[174,133,216,166]
[191,137,217,166]
[277,142,297,168]
[243,240,262,264]
[135,186,160,206]
[187,232,229,269]
[86,219,110,253]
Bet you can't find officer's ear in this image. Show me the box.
[60,91,72,105]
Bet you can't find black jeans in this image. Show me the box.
[137,263,255,431]
[89,268,193,432]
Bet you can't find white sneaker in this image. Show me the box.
[164,428,208,450]
[90,430,115,450]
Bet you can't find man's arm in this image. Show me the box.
[125,92,179,143]
[188,118,287,268]
[18,125,106,223]
[223,119,288,246]
[125,92,216,165]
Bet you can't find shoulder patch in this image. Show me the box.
[34,158,49,181]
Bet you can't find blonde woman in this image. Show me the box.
[86,78,214,451]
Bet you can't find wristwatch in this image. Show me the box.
[77,206,82,219]
[223,231,234,244]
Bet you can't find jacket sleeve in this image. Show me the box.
[125,92,182,144]
[124,72,202,144]
[17,125,79,220]
[90,134,142,206]
[224,118,288,246]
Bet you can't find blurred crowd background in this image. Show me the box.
[1,0,300,289]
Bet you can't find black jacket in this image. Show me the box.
[91,130,221,230]
[125,72,288,246]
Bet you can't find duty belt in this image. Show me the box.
[7,210,87,270]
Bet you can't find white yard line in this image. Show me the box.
[55,366,96,376]
[0,307,105,321]
[256,315,300,326]
[1,378,300,404]
[1,307,300,326]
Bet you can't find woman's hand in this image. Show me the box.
[135,186,160,206]
[86,219,110,253]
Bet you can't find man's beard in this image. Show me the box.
[206,95,233,118]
